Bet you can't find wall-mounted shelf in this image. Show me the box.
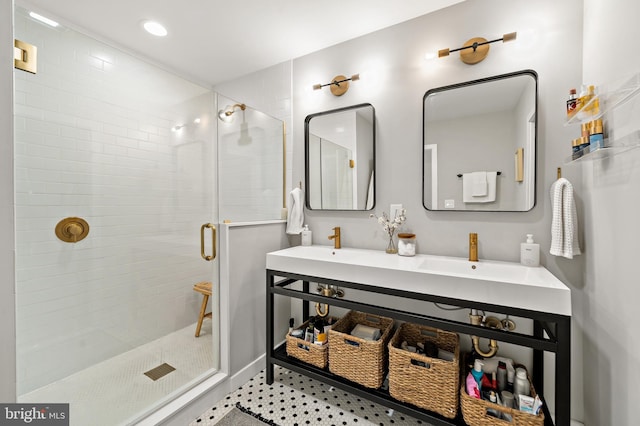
[564,73,640,164]
[564,130,640,164]
[565,73,640,126]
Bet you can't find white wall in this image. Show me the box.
[292,0,585,421]
[219,223,290,376]
[0,0,16,403]
[580,1,640,425]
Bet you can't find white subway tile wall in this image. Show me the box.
[14,8,216,394]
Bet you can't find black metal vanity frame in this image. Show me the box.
[266,269,571,426]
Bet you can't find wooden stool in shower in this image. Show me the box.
[193,281,212,337]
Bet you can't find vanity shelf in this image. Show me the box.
[266,247,572,426]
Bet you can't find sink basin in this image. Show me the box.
[277,245,366,262]
[266,245,571,316]
[417,256,539,286]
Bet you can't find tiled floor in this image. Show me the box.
[20,322,215,426]
[191,366,429,426]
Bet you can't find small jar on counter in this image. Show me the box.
[397,233,416,257]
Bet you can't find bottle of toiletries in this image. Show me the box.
[513,368,531,399]
[497,361,507,392]
[577,84,596,119]
[578,136,590,153]
[301,224,312,246]
[466,372,481,399]
[566,88,578,118]
[305,318,315,343]
[520,234,540,267]
[313,317,327,345]
[471,359,484,389]
[571,138,582,160]
[589,119,604,150]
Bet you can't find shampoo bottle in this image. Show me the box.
[520,234,540,267]
[301,224,312,246]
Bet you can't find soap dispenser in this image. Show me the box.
[520,234,540,267]
[301,224,312,246]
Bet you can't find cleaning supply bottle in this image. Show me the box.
[497,361,507,392]
[514,368,531,398]
[520,234,540,267]
[301,224,312,246]
[471,359,484,389]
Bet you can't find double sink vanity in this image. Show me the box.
[265,245,571,426]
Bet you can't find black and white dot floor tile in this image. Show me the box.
[190,366,430,426]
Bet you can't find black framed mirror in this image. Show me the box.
[305,103,375,210]
[423,70,537,212]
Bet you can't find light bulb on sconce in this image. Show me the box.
[436,32,516,64]
[424,51,438,61]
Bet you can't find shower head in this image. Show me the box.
[217,103,246,122]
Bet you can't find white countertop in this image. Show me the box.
[266,245,571,316]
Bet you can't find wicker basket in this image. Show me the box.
[387,322,460,418]
[328,311,394,389]
[286,317,338,369]
[460,368,544,426]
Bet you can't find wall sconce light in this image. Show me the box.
[312,74,359,96]
[438,32,516,64]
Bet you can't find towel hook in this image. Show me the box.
[557,167,562,179]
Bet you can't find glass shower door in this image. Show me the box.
[14,6,219,425]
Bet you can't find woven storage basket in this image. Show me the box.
[460,368,544,426]
[328,311,394,389]
[388,322,460,419]
[286,317,338,369]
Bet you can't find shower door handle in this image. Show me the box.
[200,223,216,261]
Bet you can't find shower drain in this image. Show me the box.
[144,362,176,381]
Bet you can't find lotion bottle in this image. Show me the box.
[520,234,540,267]
[301,224,312,246]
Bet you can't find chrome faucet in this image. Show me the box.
[328,227,341,249]
[469,233,478,262]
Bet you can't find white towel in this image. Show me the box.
[472,171,488,196]
[550,178,581,258]
[286,187,304,235]
[463,171,497,203]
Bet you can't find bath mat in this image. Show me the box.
[143,362,175,381]
[214,402,279,426]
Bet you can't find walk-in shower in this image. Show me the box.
[13,6,284,425]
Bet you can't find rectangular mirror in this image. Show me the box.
[423,70,537,212]
[305,103,375,210]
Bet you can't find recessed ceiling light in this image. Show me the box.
[143,21,168,37]
[29,11,59,27]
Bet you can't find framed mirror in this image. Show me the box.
[423,70,537,212]
[305,103,375,210]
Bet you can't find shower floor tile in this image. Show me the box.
[20,321,214,426]
[191,366,430,426]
